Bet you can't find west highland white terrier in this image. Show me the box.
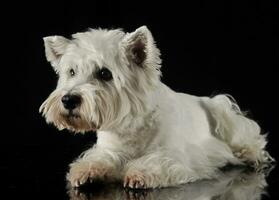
[40,26,273,189]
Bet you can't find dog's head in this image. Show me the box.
[39,26,161,133]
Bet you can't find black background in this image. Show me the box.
[3,0,279,199]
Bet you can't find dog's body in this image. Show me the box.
[40,26,272,189]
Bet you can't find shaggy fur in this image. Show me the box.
[40,26,273,189]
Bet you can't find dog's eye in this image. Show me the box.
[97,67,113,81]
[69,69,75,77]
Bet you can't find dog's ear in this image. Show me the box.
[43,36,70,71]
[123,26,161,67]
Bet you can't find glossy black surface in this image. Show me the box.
[6,155,278,199]
[4,0,278,199]
[69,167,275,200]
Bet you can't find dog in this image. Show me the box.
[40,26,273,189]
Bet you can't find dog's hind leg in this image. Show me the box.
[201,95,274,167]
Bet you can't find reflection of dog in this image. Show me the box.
[40,26,273,189]
[68,168,270,200]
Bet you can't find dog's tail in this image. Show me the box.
[202,94,274,169]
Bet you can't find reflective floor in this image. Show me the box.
[5,145,278,200]
[7,167,279,199]
[65,167,275,200]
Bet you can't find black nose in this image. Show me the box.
[61,94,81,110]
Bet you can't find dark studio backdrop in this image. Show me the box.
[3,0,279,199]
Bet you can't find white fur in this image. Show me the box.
[40,26,273,189]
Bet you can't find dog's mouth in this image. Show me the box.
[60,111,97,132]
[61,111,81,122]
[66,111,80,119]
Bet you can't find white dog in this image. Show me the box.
[40,26,273,189]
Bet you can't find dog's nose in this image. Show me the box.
[61,94,81,110]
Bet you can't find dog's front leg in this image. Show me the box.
[123,150,203,189]
[67,146,123,187]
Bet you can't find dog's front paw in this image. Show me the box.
[124,171,148,189]
[67,161,110,187]
[68,187,88,200]
[124,189,149,200]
